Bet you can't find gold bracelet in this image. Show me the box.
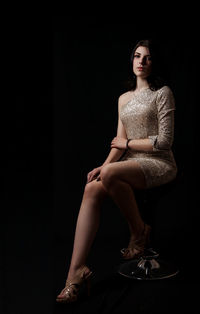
[126,139,132,151]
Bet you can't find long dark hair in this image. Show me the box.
[126,39,166,91]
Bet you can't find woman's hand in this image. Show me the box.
[111,137,127,150]
[87,166,103,183]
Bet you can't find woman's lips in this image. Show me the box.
[137,67,144,71]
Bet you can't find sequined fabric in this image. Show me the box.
[119,86,177,188]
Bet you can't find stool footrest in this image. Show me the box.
[118,248,179,280]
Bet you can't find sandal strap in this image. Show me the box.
[65,282,80,289]
[56,266,93,303]
[61,283,79,299]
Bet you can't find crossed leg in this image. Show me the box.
[68,160,146,275]
[58,159,147,298]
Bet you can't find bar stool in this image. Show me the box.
[118,176,181,280]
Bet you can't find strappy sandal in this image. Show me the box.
[56,265,93,303]
[120,223,152,260]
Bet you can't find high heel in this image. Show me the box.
[120,223,151,260]
[56,265,93,303]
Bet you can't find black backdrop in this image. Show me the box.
[2,15,198,314]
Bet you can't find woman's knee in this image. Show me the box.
[84,180,107,199]
[100,164,116,189]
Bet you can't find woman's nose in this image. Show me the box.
[139,58,146,65]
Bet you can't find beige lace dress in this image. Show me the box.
[119,85,178,188]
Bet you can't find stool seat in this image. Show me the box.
[118,248,179,280]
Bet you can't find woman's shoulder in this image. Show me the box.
[156,85,174,97]
[118,91,133,107]
[156,85,175,108]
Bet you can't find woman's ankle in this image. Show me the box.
[67,264,89,281]
[130,222,145,238]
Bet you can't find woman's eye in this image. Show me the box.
[134,55,140,58]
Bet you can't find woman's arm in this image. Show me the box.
[112,86,176,153]
[125,138,153,152]
[147,86,176,151]
[87,96,127,183]
[102,96,127,166]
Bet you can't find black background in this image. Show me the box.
[2,14,198,314]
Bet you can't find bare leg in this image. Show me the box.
[66,180,108,281]
[102,178,144,236]
[56,161,147,300]
[100,161,147,237]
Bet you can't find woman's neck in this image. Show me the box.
[135,78,149,91]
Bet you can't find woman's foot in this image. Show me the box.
[121,223,151,260]
[56,265,93,303]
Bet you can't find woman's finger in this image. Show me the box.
[87,173,92,182]
[87,172,95,182]
[96,175,100,181]
[87,168,100,183]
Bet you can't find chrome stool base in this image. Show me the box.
[118,248,179,280]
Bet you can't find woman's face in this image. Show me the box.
[133,46,152,78]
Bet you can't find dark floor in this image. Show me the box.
[2,189,197,314]
[2,213,198,314]
[55,275,197,314]
[53,236,198,314]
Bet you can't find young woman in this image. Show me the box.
[56,39,178,303]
